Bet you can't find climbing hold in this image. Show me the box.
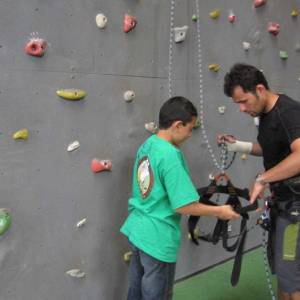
[95,13,108,28]
[145,122,158,134]
[242,41,251,51]
[268,22,280,36]
[192,14,198,22]
[279,50,288,60]
[228,11,236,23]
[25,38,47,57]
[193,119,201,129]
[66,269,86,278]
[0,209,11,236]
[241,154,248,160]
[254,117,260,126]
[13,128,29,140]
[91,159,112,173]
[123,251,132,263]
[56,89,86,100]
[291,9,299,17]
[76,218,87,228]
[123,90,135,102]
[67,140,80,152]
[208,64,220,72]
[209,10,220,19]
[174,26,188,43]
[218,106,226,114]
[253,0,267,8]
[123,14,137,33]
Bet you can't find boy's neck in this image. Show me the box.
[156,130,176,146]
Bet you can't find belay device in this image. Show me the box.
[188,173,258,286]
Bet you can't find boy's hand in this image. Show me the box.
[217,134,236,145]
[218,205,240,220]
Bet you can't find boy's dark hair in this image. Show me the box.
[159,96,198,129]
[224,63,269,97]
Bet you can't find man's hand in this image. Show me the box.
[250,181,266,204]
[217,134,236,145]
[218,205,240,220]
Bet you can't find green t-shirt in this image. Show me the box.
[120,135,199,262]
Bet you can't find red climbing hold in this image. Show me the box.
[123,14,137,33]
[268,22,280,36]
[91,159,112,173]
[253,0,267,8]
[25,38,47,57]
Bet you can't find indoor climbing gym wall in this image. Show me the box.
[0,0,300,299]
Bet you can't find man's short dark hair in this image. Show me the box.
[224,63,269,97]
[159,96,198,129]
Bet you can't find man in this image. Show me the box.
[121,96,239,300]
[218,63,300,300]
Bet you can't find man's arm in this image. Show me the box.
[176,202,240,220]
[250,138,300,202]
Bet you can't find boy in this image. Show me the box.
[121,96,239,300]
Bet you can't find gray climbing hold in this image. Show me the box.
[174,26,188,43]
[67,140,80,152]
[95,13,108,29]
[66,269,86,278]
[123,90,135,102]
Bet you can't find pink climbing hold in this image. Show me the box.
[253,0,267,8]
[25,38,47,57]
[268,22,280,36]
[228,12,236,23]
[91,159,112,173]
[123,14,137,33]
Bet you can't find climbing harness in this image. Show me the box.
[188,173,257,286]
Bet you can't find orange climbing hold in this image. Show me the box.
[91,159,112,173]
[123,14,137,33]
[25,38,47,57]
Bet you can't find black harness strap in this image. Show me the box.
[188,173,258,286]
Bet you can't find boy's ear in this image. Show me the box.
[172,120,183,129]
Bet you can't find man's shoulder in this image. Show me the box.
[278,94,300,110]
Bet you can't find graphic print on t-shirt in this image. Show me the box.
[137,156,154,198]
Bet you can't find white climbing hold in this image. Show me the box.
[76,218,87,228]
[174,26,188,43]
[242,41,251,51]
[254,117,260,126]
[145,122,158,134]
[209,173,215,180]
[67,140,80,152]
[218,106,226,114]
[66,269,86,278]
[95,13,108,29]
[123,90,135,102]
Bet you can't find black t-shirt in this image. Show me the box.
[258,94,300,174]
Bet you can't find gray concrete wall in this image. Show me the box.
[0,0,299,299]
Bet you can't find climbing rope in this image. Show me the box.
[262,230,276,300]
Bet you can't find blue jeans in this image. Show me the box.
[127,243,176,300]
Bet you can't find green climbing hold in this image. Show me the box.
[194,119,201,129]
[192,14,198,22]
[279,51,288,60]
[0,209,11,236]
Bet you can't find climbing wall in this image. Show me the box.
[0,0,300,299]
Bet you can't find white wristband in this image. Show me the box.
[226,140,253,154]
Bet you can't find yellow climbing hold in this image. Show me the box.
[56,89,87,100]
[291,9,299,17]
[209,10,220,19]
[208,64,220,72]
[13,128,29,140]
[123,251,132,262]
